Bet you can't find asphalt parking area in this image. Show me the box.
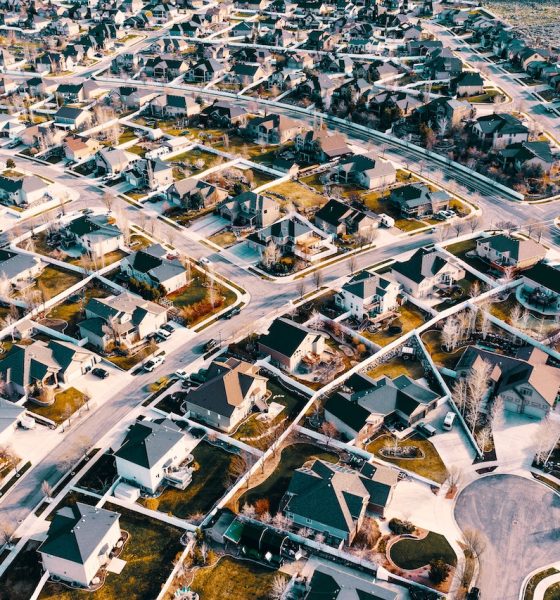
[455,474,560,600]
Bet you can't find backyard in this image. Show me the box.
[138,441,239,519]
[267,180,327,210]
[420,330,466,369]
[25,387,88,425]
[24,265,83,303]
[190,556,287,600]
[367,433,448,483]
[39,505,184,600]
[171,148,223,173]
[75,452,118,494]
[389,531,457,570]
[239,442,339,514]
[444,237,493,275]
[366,357,426,381]
[0,540,43,600]
[360,303,428,347]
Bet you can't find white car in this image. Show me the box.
[175,368,189,380]
[144,355,165,372]
[156,328,171,340]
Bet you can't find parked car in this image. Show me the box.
[200,257,211,266]
[92,367,109,379]
[443,411,456,431]
[416,421,437,437]
[162,323,175,333]
[144,355,165,372]
[467,588,480,600]
[175,368,189,380]
[156,328,172,340]
[202,338,218,352]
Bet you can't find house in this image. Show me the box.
[124,158,173,191]
[78,292,167,350]
[471,113,529,149]
[95,148,139,176]
[61,215,124,259]
[144,58,188,81]
[149,94,201,118]
[390,183,450,218]
[519,262,560,314]
[314,200,377,238]
[335,271,400,319]
[228,63,267,87]
[183,357,268,432]
[333,152,396,189]
[455,345,560,419]
[325,372,439,441]
[417,97,472,129]
[258,317,326,372]
[0,175,52,207]
[498,141,555,174]
[391,247,465,298]
[451,71,485,97]
[115,418,192,493]
[245,114,305,145]
[0,399,26,445]
[53,107,91,130]
[0,339,99,396]
[121,244,187,293]
[63,136,100,163]
[55,83,85,103]
[39,503,122,588]
[0,248,43,288]
[294,130,351,163]
[219,191,280,228]
[166,178,227,210]
[0,115,26,140]
[475,234,546,271]
[185,59,226,83]
[200,101,247,127]
[282,460,397,544]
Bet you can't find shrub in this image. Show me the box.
[388,518,415,535]
[145,497,160,511]
[428,558,451,584]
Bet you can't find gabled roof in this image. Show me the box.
[39,503,120,565]
[341,271,394,300]
[391,247,457,284]
[259,317,325,359]
[478,234,546,262]
[522,261,560,294]
[0,248,40,280]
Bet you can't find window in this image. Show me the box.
[520,388,532,397]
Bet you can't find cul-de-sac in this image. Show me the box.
[0,0,558,598]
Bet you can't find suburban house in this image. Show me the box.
[182,358,268,432]
[166,178,228,210]
[325,372,439,441]
[0,339,99,396]
[333,152,396,190]
[282,459,398,544]
[519,262,560,314]
[391,247,466,298]
[451,71,485,97]
[78,292,168,350]
[471,113,529,149]
[219,191,280,229]
[0,248,43,289]
[498,141,555,173]
[39,503,122,588]
[245,114,305,145]
[95,148,139,176]
[335,271,400,320]
[0,399,26,445]
[61,215,124,259]
[63,136,101,163]
[390,183,450,218]
[149,94,201,118]
[121,244,187,293]
[475,234,547,271]
[258,317,326,372]
[0,174,52,207]
[124,158,174,191]
[455,345,560,419]
[53,107,91,130]
[185,59,227,83]
[115,418,193,493]
[314,199,377,237]
[294,129,351,163]
[200,101,247,127]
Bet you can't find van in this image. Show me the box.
[416,421,437,437]
[443,411,456,431]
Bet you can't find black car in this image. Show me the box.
[467,588,480,600]
[202,339,218,352]
[92,367,109,379]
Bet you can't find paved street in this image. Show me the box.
[455,474,560,599]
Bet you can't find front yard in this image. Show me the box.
[25,387,88,425]
[367,433,448,483]
[389,531,456,570]
[39,504,184,600]
[138,441,239,519]
[190,556,287,600]
[106,343,157,371]
[0,540,43,600]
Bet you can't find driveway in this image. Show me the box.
[455,474,560,599]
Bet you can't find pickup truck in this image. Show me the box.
[144,355,165,372]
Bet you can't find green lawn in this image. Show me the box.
[171,148,222,172]
[362,303,427,346]
[25,387,88,425]
[367,433,448,483]
[76,452,117,494]
[208,230,238,248]
[23,265,82,303]
[390,531,457,570]
[40,505,183,600]
[239,443,339,514]
[139,441,237,518]
[191,556,287,600]
[268,180,327,210]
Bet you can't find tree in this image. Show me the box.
[348,255,358,275]
[102,192,115,212]
[476,426,491,455]
[241,503,256,519]
[534,416,560,466]
[445,465,463,494]
[313,269,324,290]
[269,574,289,600]
[429,558,451,584]
[0,521,15,549]
[466,358,492,434]
[489,395,504,431]
[41,479,53,499]
[468,216,481,233]
[254,498,270,516]
[463,528,487,559]
[452,378,468,415]
[296,280,305,300]
[441,318,460,351]
[320,421,338,446]
[6,158,15,169]
[452,218,465,237]
[0,445,19,474]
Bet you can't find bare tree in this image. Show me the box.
[296,279,305,300]
[313,269,324,291]
[320,421,338,446]
[534,416,560,466]
[41,480,54,499]
[468,216,481,233]
[348,255,358,276]
[476,426,491,455]
[442,318,460,351]
[452,218,466,238]
[463,528,487,559]
[102,192,115,213]
[452,377,469,415]
[241,503,256,519]
[445,465,463,494]
[466,359,492,434]
[0,521,15,549]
